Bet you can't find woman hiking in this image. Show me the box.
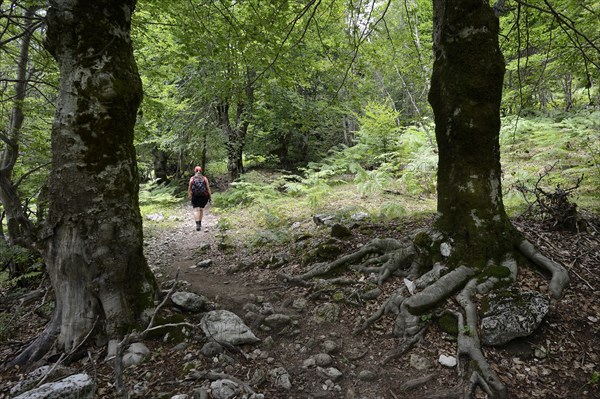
[188,166,212,231]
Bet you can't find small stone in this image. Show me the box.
[410,354,433,370]
[322,340,339,354]
[292,298,308,311]
[312,303,340,324]
[200,310,260,345]
[192,259,212,268]
[331,223,352,239]
[438,354,457,367]
[200,341,224,357]
[249,369,266,386]
[263,314,292,329]
[210,379,240,399]
[350,212,369,221]
[314,353,333,366]
[122,343,150,368]
[171,342,189,352]
[358,370,378,381]
[440,242,452,257]
[262,336,275,349]
[171,291,209,312]
[317,366,343,381]
[269,367,292,390]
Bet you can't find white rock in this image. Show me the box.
[13,374,95,399]
[122,342,150,368]
[440,242,452,257]
[200,310,260,345]
[403,278,416,295]
[210,379,240,399]
[269,367,292,390]
[438,354,457,367]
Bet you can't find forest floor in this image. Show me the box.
[1,203,599,399]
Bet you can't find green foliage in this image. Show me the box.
[349,101,403,168]
[138,181,184,224]
[590,372,599,385]
[351,164,392,197]
[376,202,407,221]
[501,112,600,212]
[139,181,182,205]
[0,241,43,286]
[216,216,232,232]
[500,0,600,113]
[211,172,281,209]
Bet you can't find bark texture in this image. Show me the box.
[11,0,157,365]
[428,0,515,267]
[281,1,569,397]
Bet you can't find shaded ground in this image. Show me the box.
[1,203,599,398]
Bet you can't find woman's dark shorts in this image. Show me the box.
[191,195,209,208]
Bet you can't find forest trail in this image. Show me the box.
[144,205,267,314]
[137,204,600,399]
[3,205,596,398]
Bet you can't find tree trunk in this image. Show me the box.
[563,73,573,111]
[428,0,515,267]
[216,68,254,182]
[0,5,38,246]
[11,0,157,365]
[152,146,170,184]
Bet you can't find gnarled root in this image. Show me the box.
[354,290,404,335]
[8,313,60,367]
[517,239,570,298]
[455,279,507,399]
[279,230,567,398]
[277,238,413,285]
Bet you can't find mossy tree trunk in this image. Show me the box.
[280,1,569,396]
[11,0,157,366]
[428,0,516,269]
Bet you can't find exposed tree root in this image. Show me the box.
[517,239,570,298]
[280,230,569,398]
[277,238,415,285]
[456,279,507,399]
[8,314,60,367]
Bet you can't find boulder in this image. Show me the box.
[10,366,74,397]
[210,379,240,399]
[330,223,352,239]
[123,342,150,368]
[171,291,210,312]
[13,374,95,399]
[200,310,260,345]
[481,290,549,346]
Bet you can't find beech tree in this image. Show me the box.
[280,0,570,396]
[11,0,157,365]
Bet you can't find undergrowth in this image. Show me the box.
[146,110,599,246]
[139,181,186,236]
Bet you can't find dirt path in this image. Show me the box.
[1,205,597,398]
[139,207,599,399]
[145,205,265,311]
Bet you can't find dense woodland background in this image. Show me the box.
[0,0,599,397]
[1,0,598,201]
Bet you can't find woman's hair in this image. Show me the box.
[194,166,202,173]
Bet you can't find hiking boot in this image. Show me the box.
[196,221,201,231]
